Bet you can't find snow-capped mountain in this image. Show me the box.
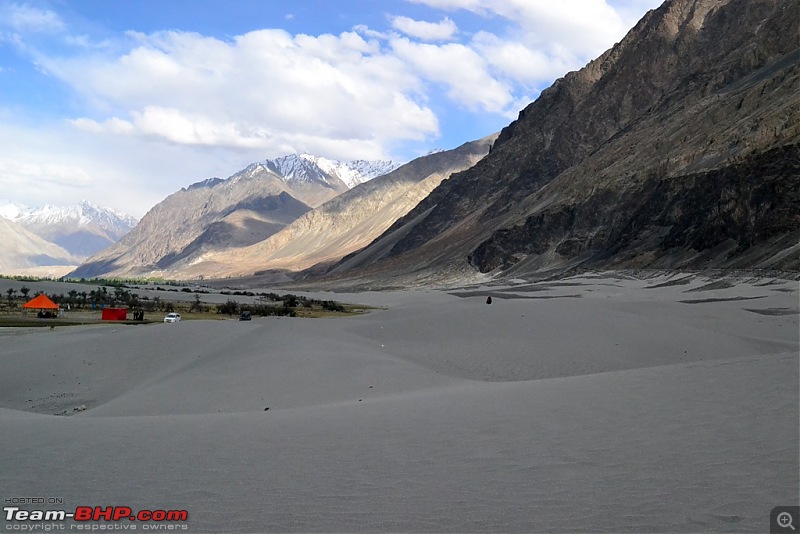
[224,153,399,207]
[298,154,399,188]
[220,153,399,191]
[16,201,137,236]
[0,199,29,220]
[70,151,403,278]
[12,200,138,258]
[263,154,345,188]
[70,142,487,279]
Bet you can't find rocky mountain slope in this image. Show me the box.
[0,216,79,273]
[13,201,138,258]
[317,0,799,287]
[69,154,399,278]
[166,135,496,278]
[70,169,310,278]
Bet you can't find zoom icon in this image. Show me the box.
[772,506,800,533]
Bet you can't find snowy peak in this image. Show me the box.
[15,200,138,235]
[299,154,399,188]
[217,153,399,191]
[0,199,28,220]
[263,154,341,188]
[8,200,139,259]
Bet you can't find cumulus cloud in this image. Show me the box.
[391,16,458,41]
[40,28,439,160]
[14,0,658,160]
[470,31,573,84]
[390,37,512,113]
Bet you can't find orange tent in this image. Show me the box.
[22,294,59,309]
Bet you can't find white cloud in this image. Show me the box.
[407,0,647,69]
[39,29,438,160]
[390,37,512,113]
[391,16,458,41]
[71,117,134,135]
[16,1,658,158]
[352,24,391,40]
[0,159,91,188]
[471,31,573,84]
[0,120,252,218]
[1,4,65,33]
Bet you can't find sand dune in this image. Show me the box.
[1,274,797,532]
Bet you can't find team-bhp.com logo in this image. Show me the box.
[5,506,188,530]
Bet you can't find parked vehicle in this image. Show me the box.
[239,311,251,321]
[163,312,181,323]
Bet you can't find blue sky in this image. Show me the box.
[0,0,662,218]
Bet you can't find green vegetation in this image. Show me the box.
[1,282,372,327]
[62,276,181,286]
[218,293,362,318]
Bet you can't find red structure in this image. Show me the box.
[101,307,128,321]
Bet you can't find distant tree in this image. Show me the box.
[250,303,295,317]
[321,300,345,312]
[189,293,202,312]
[20,286,30,298]
[113,286,131,305]
[217,299,239,316]
[6,288,16,306]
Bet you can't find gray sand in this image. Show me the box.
[1,274,797,532]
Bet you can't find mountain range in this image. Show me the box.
[70,154,404,278]
[67,0,800,285]
[0,217,80,274]
[12,201,138,258]
[0,200,137,276]
[165,135,496,279]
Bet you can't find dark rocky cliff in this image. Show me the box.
[469,144,800,273]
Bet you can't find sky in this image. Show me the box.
[0,0,663,218]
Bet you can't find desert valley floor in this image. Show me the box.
[0,272,797,532]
